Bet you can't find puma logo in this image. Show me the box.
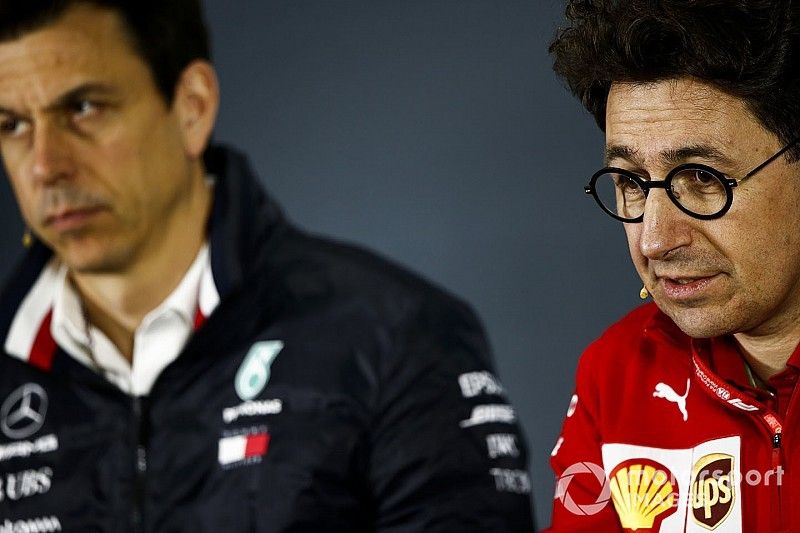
[653,378,690,421]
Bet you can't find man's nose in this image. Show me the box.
[29,121,74,185]
[638,188,693,259]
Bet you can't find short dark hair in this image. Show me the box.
[0,0,211,105]
[550,1,800,158]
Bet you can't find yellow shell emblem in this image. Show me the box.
[609,459,679,531]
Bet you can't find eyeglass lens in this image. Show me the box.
[593,168,728,220]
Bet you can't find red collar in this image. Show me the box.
[702,335,800,398]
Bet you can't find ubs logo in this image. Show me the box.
[1,384,48,440]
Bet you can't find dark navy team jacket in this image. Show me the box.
[0,146,535,532]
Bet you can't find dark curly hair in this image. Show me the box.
[550,0,800,157]
[0,0,211,106]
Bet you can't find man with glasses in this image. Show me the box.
[546,1,800,531]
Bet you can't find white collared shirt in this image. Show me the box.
[43,244,219,395]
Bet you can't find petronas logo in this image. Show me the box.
[235,341,284,401]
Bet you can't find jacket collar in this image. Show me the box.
[204,144,285,298]
[641,302,690,349]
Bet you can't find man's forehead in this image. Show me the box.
[606,80,743,132]
[603,78,764,167]
[0,38,104,84]
[0,4,132,60]
[608,79,728,111]
[0,5,142,110]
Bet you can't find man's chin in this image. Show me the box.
[55,242,131,275]
[657,302,736,339]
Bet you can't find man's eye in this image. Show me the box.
[0,117,30,138]
[614,174,640,191]
[71,100,101,119]
[697,170,722,186]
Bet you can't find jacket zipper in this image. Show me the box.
[692,351,791,530]
[772,432,783,530]
[132,396,147,533]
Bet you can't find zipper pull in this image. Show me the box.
[772,432,782,471]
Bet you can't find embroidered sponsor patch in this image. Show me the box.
[0,466,52,502]
[0,434,58,462]
[459,404,516,428]
[489,468,531,494]
[458,371,505,398]
[690,453,735,530]
[235,341,283,401]
[218,431,271,467]
[1,384,48,440]
[653,379,690,422]
[608,458,679,531]
[0,516,61,533]
[602,437,742,532]
[551,436,565,458]
[486,433,519,459]
[222,399,282,424]
[566,394,578,418]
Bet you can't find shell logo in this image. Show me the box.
[609,458,679,531]
[690,453,735,530]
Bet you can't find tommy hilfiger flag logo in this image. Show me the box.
[218,432,270,466]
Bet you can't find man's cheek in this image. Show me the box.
[625,232,646,269]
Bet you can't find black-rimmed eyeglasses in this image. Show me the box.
[584,138,800,222]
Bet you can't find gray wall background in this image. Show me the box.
[0,0,647,527]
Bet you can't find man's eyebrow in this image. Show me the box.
[605,145,637,166]
[605,144,735,168]
[43,83,119,112]
[658,145,735,168]
[0,83,119,116]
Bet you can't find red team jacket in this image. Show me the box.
[546,303,798,532]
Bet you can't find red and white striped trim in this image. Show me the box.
[4,259,61,369]
[4,248,220,372]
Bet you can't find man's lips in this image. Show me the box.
[655,273,723,300]
[43,206,107,230]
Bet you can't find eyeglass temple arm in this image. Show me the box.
[742,137,800,180]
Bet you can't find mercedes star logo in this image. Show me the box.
[1,383,48,440]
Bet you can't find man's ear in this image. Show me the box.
[172,60,220,159]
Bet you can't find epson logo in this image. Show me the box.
[458,371,505,399]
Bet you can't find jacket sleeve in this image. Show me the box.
[368,297,535,532]
[543,342,622,532]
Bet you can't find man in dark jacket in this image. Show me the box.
[0,1,534,531]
